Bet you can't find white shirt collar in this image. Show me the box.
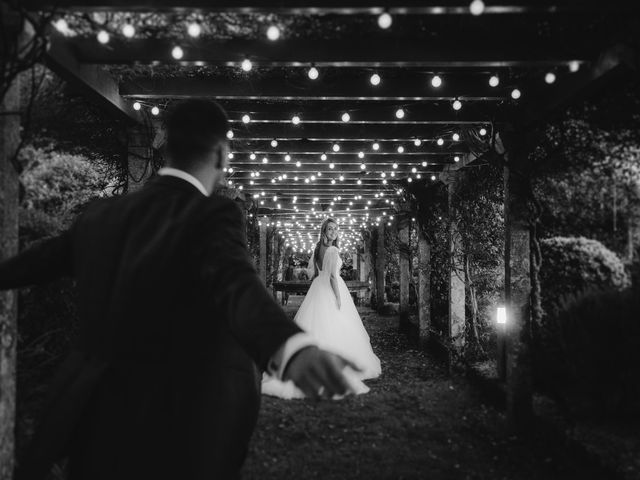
[157,167,209,197]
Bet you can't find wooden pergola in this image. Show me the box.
[1,1,639,477]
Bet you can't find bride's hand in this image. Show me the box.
[283,346,362,399]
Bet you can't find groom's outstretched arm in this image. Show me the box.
[0,229,74,290]
[200,199,303,370]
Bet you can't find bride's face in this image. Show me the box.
[324,222,338,242]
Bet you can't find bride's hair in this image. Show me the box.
[312,218,339,278]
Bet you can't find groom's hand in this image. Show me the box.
[283,346,361,399]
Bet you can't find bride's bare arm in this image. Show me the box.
[330,274,341,309]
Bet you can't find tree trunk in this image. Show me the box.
[375,222,385,310]
[259,218,267,285]
[417,228,431,349]
[398,217,410,328]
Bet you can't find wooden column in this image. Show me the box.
[398,216,411,328]
[503,134,533,429]
[259,218,268,285]
[127,123,153,193]
[375,222,386,309]
[417,226,431,349]
[0,67,20,480]
[448,180,465,349]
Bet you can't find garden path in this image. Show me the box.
[244,298,601,480]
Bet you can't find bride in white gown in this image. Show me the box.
[262,218,381,399]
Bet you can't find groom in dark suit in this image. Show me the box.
[1,99,356,479]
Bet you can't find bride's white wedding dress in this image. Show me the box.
[262,245,381,399]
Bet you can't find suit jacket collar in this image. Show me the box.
[157,167,210,196]
[148,174,208,196]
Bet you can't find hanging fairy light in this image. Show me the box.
[392,163,398,169]
[151,106,160,116]
[54,18,69,33]
[271,139,278,148]
[262,157,269,164]
[545,72,557,84]
[187,21,202,38]
[332,143,340,152]
[469,0,485,15]
[226,130,234,139]
[511,88,522,99]
[133,101,141,111]
[171,46,184,60]
[454,156,461,162]
[360,163,366,170]
[372,142,380,151]
[321,153,327,161]
[329,163,335,169]
[285,154,291,161]
[395,108,405,119]
[431,75,442,88]
[250,153,256,160]
[479,128,487,136]
[97,30,110,44]
[452,133,460,142]
[308,67,319,80]
[437,138,444,146]
[378,12,392,29]
[228,153,234,160]
[241,59,253,72]
[358,151,365,159]
[295,160,301,167]
[266,25,280,41]
[341,112,351,122]
[489,75,500,87]
[569,60,580,73]
[397,145,404,153]
[422,161,428,167]
[414,139,422,146]
[370,73,381,86]
[122,19,135,38]
[431,174,437,181]
[452,99,462,111]
[242,114,251,124]
[291,115,301,125]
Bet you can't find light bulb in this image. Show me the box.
[569,61,580,73]
[361,163,366,170]
[414,139,422,146]
[332,143,340,152]
[132,101,141,111]
[266,25,280,41]
[321,154,327,161]
[358,151,365,159]
[226,130,234,139]
[395,108,405,119]
[262,157,268,164]
[452,133,460,142]
[97,30,110,44]
[392,163,398,169]
[54,18,69,33]
[453,99,462,111]
[431,175,437,181]
[241,58,252,72]
[511,88,522,100]
[250,153,256,160]
[151,106,160,116]
[296,161,301,167]
[271,139,278,148]
[437,138,444,146]
[122,22,135,38]
[454,156,461,162]
[242,114,251,124]
[489,75,500,87]
[171,46,184,60]
[370,73,381,86]
[341,112,351,122]
[545,72,556,84]
[469,0,485,16]
[187,22,201,37]
[228,153,234,159]
[285,154,291,161]
[479,128,487,136]
[292,115,301,125]
[422,161,428,167]
[397,146,404,153]
[431,75,442,88]
[372,142,380,151]
[378,12,392,29]
[329,163,335,169]
[308,67,319,80]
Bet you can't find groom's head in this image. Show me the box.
[164,99,230,174]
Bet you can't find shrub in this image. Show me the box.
[535,287,640,420]
[539,236,630,319]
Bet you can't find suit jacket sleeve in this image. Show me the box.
[201,200,303,371]
[0,229,74,290]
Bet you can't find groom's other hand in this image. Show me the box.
[283,346,361,399]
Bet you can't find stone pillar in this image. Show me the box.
[0,68,20,480]
[127,123,153,193]
[417,226,431,349]
[375,222,385,309]
[448,181,465,349]
[259,218,268,285]
[361,231,374,305]
[398,216,411,328]
[504,138,533,429]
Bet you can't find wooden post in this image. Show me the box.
[417,226,431,349]
[127,123,153,193]
[259,218,267,285]
[448,180,465,350]
[398,216,410,329]
[0,63,20,480]
[503,134,533,429]
[375,222,386,310]
[361,231,374,305]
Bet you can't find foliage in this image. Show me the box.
[534,286,640,420]
[539,236,631,319]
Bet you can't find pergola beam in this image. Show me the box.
[46,34,143,124]
[24,1,640,14]
[232,142,467,153]
[64,37,588,68]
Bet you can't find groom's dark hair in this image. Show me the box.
[164,99,229,167]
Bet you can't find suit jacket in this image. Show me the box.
[0,175,302,479]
